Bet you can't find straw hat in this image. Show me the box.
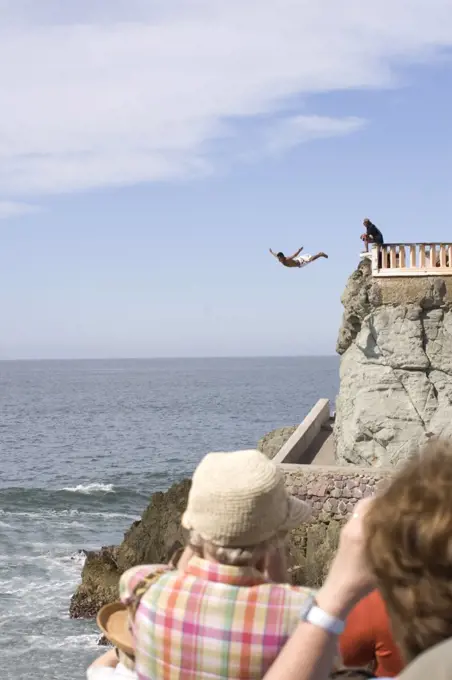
[96,602,134,657]
[182,449,311,547]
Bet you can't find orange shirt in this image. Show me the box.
[339,590,404,678]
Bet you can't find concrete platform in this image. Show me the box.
[301,417,335,465]
[273,399,336,465]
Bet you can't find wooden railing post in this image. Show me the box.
[390,246,397,269]
[399,246,406,269]
[419,245,426,268]
[410,245,416,268]
[440,245,447,268]
[430,244,436,268]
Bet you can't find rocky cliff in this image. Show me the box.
[71,429,302,619]
[334,259,452,466]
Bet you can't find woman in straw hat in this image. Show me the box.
[117,448,314,680]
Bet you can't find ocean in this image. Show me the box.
[0,357,339,680]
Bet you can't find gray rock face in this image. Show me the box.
[336,261,375,355]
[335,263,452,466]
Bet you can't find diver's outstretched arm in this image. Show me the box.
[269,248,279,258]
[287,247,303,259]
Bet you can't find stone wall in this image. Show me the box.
[282,464,391,521]
[281,464,393,587]
[377,276,452,306]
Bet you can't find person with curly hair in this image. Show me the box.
[262,439,452,680]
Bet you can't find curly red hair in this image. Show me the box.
[365,439,452,664]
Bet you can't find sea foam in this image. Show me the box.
[61,483,115,494]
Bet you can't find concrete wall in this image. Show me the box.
[281,464,392,521]
[376,276,452,305]
[273,399,332,464]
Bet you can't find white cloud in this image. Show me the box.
[0,201,41,219]
[0,0,451,200]
[261,116,366,155]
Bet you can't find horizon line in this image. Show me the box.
[0,354,339,362]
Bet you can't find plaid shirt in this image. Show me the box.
[120,556,313,680]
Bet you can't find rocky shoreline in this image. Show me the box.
[70,430,391,620]
[70,478,191,618]
[70,428,299,619]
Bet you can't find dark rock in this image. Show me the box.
[70,479,191,619]
[115,479,191,572]
[287,520,344,587]
[69,546,121,619]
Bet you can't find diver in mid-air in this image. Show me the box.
[269,246,328,269]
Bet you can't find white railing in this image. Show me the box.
[372,243,452,277]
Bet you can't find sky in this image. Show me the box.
[1,0,452,359]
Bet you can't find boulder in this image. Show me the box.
[334,260,452,466]
[257,426,297,459]
[115,478,191,572]
[69,479,191,619]
[69,546,121,619]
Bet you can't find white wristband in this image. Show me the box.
[306,605,345,635]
